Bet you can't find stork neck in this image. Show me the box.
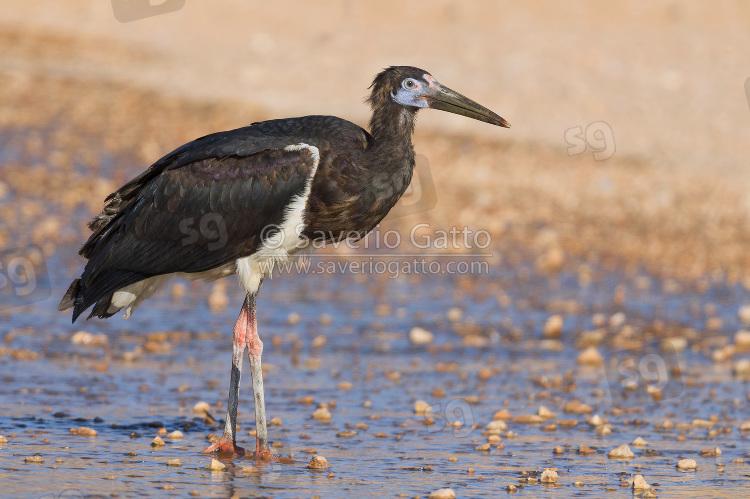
[368,102,417,151]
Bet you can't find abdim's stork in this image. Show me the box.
[59,66,509,458]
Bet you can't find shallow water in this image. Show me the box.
[1,246,749,498]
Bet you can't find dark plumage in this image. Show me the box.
[59,66,509,457]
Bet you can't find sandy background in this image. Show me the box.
[1,1,750,279]
[1,1,749,172]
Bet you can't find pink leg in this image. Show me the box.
[245,292,272,460]
[202,295,253,455]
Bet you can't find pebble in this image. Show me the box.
[313,407,332,422]
[287,312,301,325]
[492,409,511,420]
[543,315,564,338]
[25,455,43,463]
[738,306,750,325]
[167,430,184,440]
[677,459,697,470]
[428,488,456,499]
[564,400,593,414]
[538,406,556,419]
[677,459,698,470]
[475,442,491,452]
[578,445,596,455]
[540,468,558,483]
[446,307,463,321]
[587,414,603,426]
[414,400,432,415]
[151,436,165,447]
[608,444,634,458]
[553,445,564,455]
[192,401,211,414]
[735,329,750,349]
[268,417,283,426]
[596,425,612,436]
[487,435,502,445]
[699,446,721,457]
[167,458,181,467]
[513,414,544,424]
[70,330,108,346]
[507,484,517,492]
[206,459,226,471]
[69,427,96,437]
[409,327,434,345]
[739,421,750,431]
[336,430,357,438]
[484,420,508,435]
[0,435,7,444]
[733,359,750,376]
[577,346,604,366]
[308,454,331,469]
[631,474,649,490]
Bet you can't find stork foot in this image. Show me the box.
[202,436,245,456]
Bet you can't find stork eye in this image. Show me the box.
[402,78,418,90]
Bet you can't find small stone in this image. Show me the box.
[414,400,432,415]
[735,329,750,349]
[739,421,750,431]
[733,359,750,376]
[543,315,564,338]
[596,424,612,436]
[25,455,43,463]
[513,414,544,424]
[167,458,181,467]
[642,488,658,498]
[538,406,556,419]
[578,445,596,455]
[632,437,649,446]
[699,446,722,457]
[0,435,7,444]
[484,420,508,435]
[564,400,593,414]
[677,458,697,470]
[631,474,649,491]
[553,445,564,455]
[192,401,211,414]
[577,346,604,366]
[492,409,511,420]
[268,417,283,427]
[71,330,108,346]
[475,442,491,451]
[608,444,634,459]
[206,459,226,471]
[446,307,463,321]
[312,407,332,422]
[487,435,502,445]
[156,428,167,435]
[151,436,165,447]
[692,419,714,428]
[587,414,603,426]
[336,430,357,438]
[167,430,184,440]
[540,468,558,483]
[429,488,456,499]
[507,484,517,492]
[73,427,97,437]
[409,327,434,345]
[574,481,584,487]
[308,454,331,469]
[287,312,301,325]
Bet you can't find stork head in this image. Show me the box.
[368,66,510,128]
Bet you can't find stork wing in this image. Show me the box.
[64,136,318,321]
